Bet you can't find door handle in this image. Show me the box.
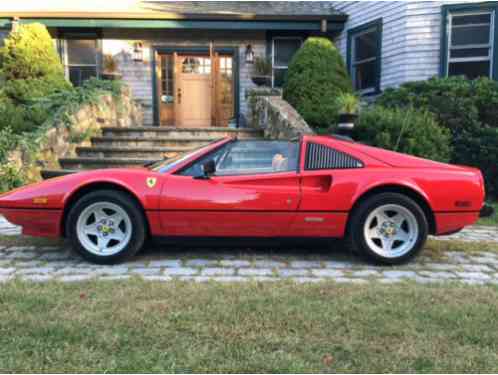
[177,88,182,104]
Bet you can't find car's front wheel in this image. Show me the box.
[347,193,428,264]
[66,190,146,264]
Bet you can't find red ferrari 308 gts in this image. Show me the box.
[0,135,491,264]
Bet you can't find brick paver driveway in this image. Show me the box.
[1,215,497,284]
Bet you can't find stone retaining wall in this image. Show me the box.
[7,85,143,182]
[247,88,314,139]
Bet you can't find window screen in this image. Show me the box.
[272,37,302,88]
[65,37,99,86]
[350,23,381,94]
[447,11,493,79]
[305,143,363,170]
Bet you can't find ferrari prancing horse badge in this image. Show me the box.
[146,177,157,188]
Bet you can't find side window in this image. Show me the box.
[272,37,302,88]
[446,11,493,79]
[179,145,229,177]
[61,33,100,86]
[347,19,382,95]
[305,143,363,170]
[179,141,299,176]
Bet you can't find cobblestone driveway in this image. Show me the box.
[1,216,497,284]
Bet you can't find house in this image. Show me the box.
[0,1,493,128]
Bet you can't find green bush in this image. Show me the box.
[0,23,71,133]
[0,23,71,103]
[376,76,498,196]
[453,127,498,197]
[352,106,452,162]
[283,37,352,129]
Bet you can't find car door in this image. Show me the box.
[159,140,301,237]
[291,139,365,238]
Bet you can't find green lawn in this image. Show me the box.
[478,202,498,226]
[0,280,497,373]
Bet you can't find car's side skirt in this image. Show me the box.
[146,210,348,238]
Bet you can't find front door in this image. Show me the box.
[176,55,212,128]
[155,49,235,128]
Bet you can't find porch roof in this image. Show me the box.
[0,1,347,32]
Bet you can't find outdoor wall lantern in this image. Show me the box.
[132,42,144,62]
[245,44,254,64]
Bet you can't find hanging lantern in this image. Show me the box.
[132,42,144,62]
[245,44,254,64]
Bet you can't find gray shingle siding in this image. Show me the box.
[332,1,476,90]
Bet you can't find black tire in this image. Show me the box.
[66,190,146,264]
[346,193,428,265]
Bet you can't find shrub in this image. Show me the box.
[283,37,352,129]
[376,76,498,196]
[453,127,498,197]
[352,106,452,162]
[0,23,71,102]
[0,23,71,133]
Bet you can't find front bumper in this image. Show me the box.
[480,204,495,218]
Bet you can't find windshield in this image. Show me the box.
[149,141,222,174]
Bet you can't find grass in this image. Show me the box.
[477,201,498,226]
[0,280,497,373]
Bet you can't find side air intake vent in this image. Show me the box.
[305,143,363,170]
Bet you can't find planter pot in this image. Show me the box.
[101,72,123,81]
[337,113,358,139]
[251,75,271,87]
[338,113,358,127]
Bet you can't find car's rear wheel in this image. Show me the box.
[347,193,428,264]
[66,190,146,264]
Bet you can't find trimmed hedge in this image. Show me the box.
[283,37,352,129]
[353,106,452,163]
[377,76,498,197]
[0,23,71,134]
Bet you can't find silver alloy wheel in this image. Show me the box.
[76,202,132,256]
[363,204,419,258]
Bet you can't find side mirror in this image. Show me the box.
[194,159,216,179]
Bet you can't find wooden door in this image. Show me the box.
[175,55,212,128]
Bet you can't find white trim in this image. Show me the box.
[447,9,494,78]
[271,36,303,87]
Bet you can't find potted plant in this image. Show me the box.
[336,92,359,137]
[102,54,122,80]
[251,57,272,87]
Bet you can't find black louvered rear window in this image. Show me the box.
[305,143,363,170]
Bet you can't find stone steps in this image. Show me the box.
[91,136,219,148]
[59,157,156,170]
[41,125,264,177]
[101,126,262,139]
[76,146,193,159]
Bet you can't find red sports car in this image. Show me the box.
[0,135,490,265]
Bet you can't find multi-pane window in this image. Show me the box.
[348,20,382,94]
[219,56,233,105]
[64,37,99,86]
[160,54,174,103]
[181,56,211,74]
[272,37,302,87]
[447,11,494,79]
